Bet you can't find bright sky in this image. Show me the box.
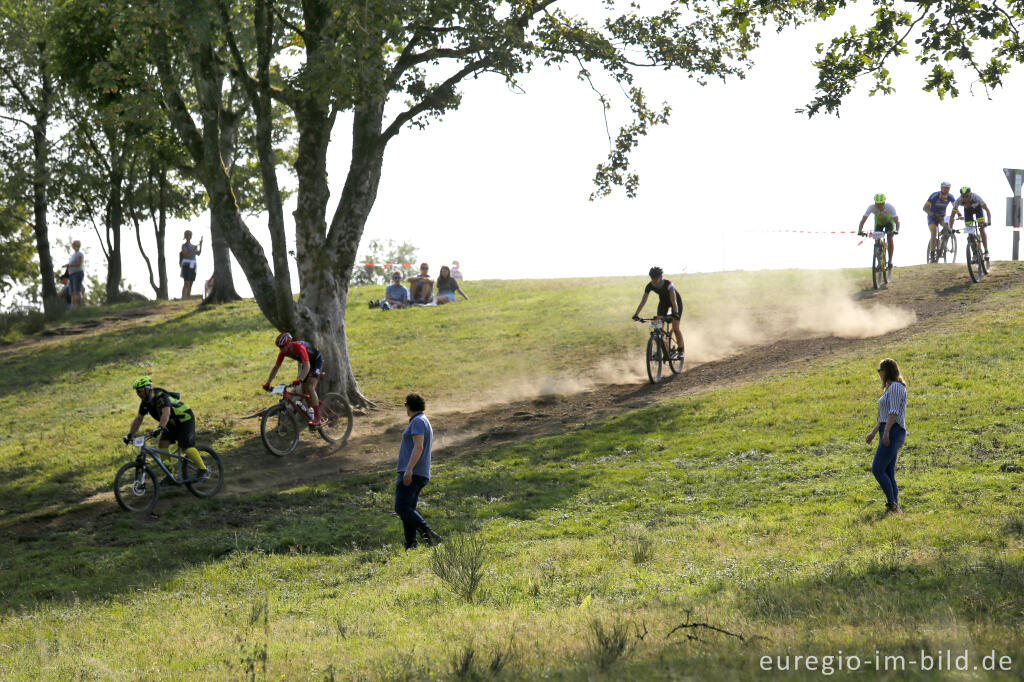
[59,4,1024,300]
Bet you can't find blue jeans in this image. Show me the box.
[872,423,906,505]
[394,474,432,549]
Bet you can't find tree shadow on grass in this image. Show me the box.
[0,432,593,614]
[737,551,1024,626]
[0,303,266,393]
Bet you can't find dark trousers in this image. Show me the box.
[872,423,906,504]
[395,473,432,548]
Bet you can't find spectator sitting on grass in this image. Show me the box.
[435,265,468,304]
[408,262,434,305]
[384,272,410,310]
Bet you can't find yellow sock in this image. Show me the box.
[184,447,207,471]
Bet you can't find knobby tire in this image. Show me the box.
[114,461,160,513]
[183,446,224,498]
[646,335,663,384]
[260,403,300,456]
[318,392,354,445]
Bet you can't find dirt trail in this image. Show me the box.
[6,264,1023,532]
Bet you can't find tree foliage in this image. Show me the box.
[351,239,418,287]
[803,0,1024,116]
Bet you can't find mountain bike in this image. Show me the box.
[860,228,892,289]
[114,434,223,513]
[635,316,683,384]
[258,384,353,456]
[963,219,990,282]
[928,220,957,263]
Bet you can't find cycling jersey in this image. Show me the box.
[645,279,683,318]
[952,193,986,211]
[864,203,898,227]
[137,387,193,425]
[925,191,956,220]
[276,340,325,378]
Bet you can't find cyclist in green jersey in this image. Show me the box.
[858,193,900,265]
[124,376,207,476]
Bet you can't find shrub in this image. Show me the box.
[430,533,487,603]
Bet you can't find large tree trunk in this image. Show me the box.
[104,166,124,303]
[204,206,240,303]
[31,71,57,313]
[155,166,168,299]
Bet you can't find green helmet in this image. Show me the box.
[960,186,971,196]
[873,193,886,203]
[132,376,152,390]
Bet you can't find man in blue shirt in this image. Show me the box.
[922,182,956,262]
[394,392,441,549]
[384,272,410,309]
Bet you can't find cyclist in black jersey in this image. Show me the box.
[124,376,207,476]
[632,266,684,357]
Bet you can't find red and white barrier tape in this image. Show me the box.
[360,263,416,267]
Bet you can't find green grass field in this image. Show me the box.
[2,267,1024,680]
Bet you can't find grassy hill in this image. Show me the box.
[2,265,1024,680]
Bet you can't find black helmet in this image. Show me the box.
[648,266,663,279]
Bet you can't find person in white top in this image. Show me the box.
[450,260,463,281]
[180,230,203,299]
[66,239,85,310]
[865,358,908,514]
[858,193,900,266]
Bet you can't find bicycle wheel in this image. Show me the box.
[645,336,663,384]
[667,332,683,374]
[967,238,983,282]
[982,246,991,274]
[317,392,354,445]
[183,446,224,498]
[114,461,160,513]
[871,244,884,289]
[260,403,300,456]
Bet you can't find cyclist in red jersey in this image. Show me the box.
[262,332,326,426]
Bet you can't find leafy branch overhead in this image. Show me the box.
[802,0,1024,116]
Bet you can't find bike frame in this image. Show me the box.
[128,436,186,483]
[271,385,316,425]
[639,317,675,353]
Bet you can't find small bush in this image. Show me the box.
[613,526,654,565]
[430,533,487,602]
[586,617,634,670]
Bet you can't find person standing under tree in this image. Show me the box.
[66,240,84,310]
[180,230,203,299]
[394,392,442,549]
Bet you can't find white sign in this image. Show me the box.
[1003,168,1024,196]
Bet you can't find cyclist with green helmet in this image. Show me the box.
[950,186,991,259]
[858,193,900,266]
[123,376,207,477]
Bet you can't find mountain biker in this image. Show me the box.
[124,376,207,478]
[858,193,900,266]
[262,332,325,426]
[950,186,992,260]
[922,182,956,262]
[632,266,684,357]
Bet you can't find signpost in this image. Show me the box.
[1003,168,1024,260]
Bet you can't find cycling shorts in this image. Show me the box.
[163,410,196,448]
[657,293,683,319]
[965,206,986,224]
[871,224,896,234]
[926,214,947,227]
[306,354,325,379]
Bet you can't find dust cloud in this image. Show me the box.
[683,271,916,364]
[436,271,916,411]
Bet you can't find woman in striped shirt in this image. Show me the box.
[866,358,907,514]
